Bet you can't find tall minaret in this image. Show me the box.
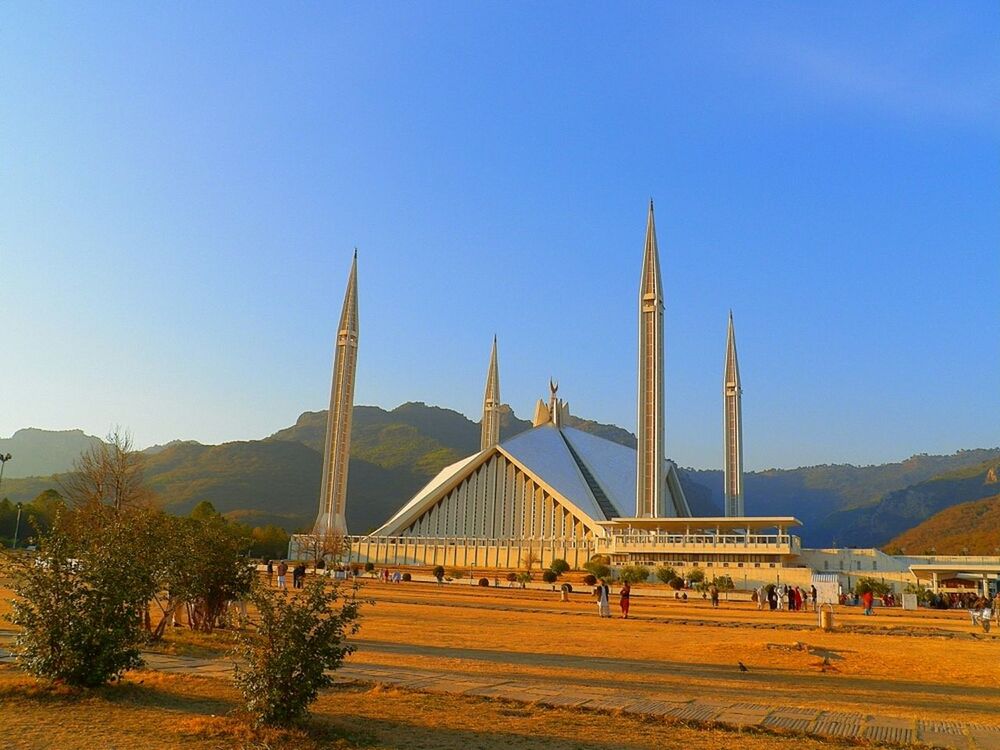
[314,251,359,537]
[723,311,744,517]
[636,200,665,518]
[480,336,501,450]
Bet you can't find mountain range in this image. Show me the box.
[1,406,997,548]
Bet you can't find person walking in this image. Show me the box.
[619,581,631,619]
[709,583,719,608]
[266,559,274,586]
[276,560,288,589]
[861,589,874,616]
[810,585,818,611]
[294,562,306,589]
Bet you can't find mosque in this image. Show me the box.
[293,203,1000,595]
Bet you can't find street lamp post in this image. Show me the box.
[0,453,12,549]
[0,452,12,496]
[13,502,23,549]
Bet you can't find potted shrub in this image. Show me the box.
[401,572,411,582]
[432,565,445,583]
[542,569,558,588]
[478,577,490,587]
[583,574,597,586]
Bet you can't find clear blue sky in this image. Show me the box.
[2,3,997,470]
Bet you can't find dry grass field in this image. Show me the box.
[348,580,1000,726]
[0,667,867,750]
[2,575,999,748]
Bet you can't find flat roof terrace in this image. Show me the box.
[599,516,803,532]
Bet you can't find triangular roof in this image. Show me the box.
[371,422,692,537]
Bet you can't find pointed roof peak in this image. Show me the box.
[353,247,357,260]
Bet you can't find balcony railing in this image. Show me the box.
[595,533,799,553]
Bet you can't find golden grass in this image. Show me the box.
[4,577,1000,745]
[348,580,1000,725]
[0,666,858,750]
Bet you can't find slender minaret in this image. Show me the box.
[723,311,744,517]
[636,200,666,517]
[313,251,359,537]
[480,336,501,450]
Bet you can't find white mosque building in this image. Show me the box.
[293,203,1000,595]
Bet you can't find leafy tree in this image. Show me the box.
[582,574,597,586]
[853,577,891,597]
[4,506,159,686]
[655,566,677,585]
[668,577,684,590]
[618,565,651,584]
[542,569,558,585]
[233,578,362,727]
[190,501,220,521]
[250,524,291,560]
[433,565,445,582]
[549,558,570,575]
[687,568,705,584]
[583,560,611,580]
[156,514,254,634]
[713,575,735,599]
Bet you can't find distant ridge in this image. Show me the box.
[0,428,104,479]
[886,492,1000,555]
[2,412,995,545]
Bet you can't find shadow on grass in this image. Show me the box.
[0,665,233,717]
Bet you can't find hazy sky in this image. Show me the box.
[3,3,998,470]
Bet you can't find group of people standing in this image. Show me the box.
[264,559,307,589]
[753,583,817,612]
[593,579,632,619]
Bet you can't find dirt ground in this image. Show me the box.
[346,580,1000,726]
[2,576,998,747]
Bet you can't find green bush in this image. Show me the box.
[364,562,375,573]
[478,577,490,587]
[668,577,684,590]
[655,566,677,585]
[853,577,891,597]
[542,570,558,584]
[583,574,597,586]
[505,571,518,582]
[583,561,611,580]
[618,565,651,584]
[401,572,412,582]
[5,508,158,687]
[549,559,571,575]
[432,565,445,582]
[687,568,705,584]
[234,578,361,727]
